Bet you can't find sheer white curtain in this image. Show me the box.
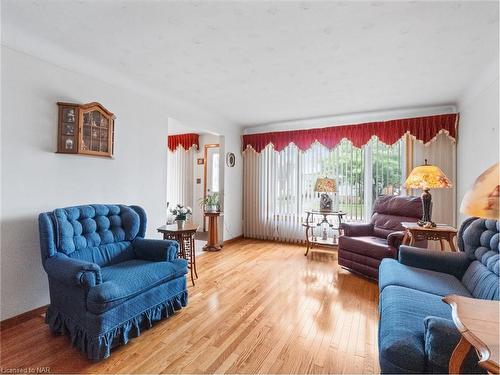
[167,146,195,210]
[243,137,405,243]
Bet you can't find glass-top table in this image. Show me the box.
[303,210,346,256]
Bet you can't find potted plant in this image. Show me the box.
[169,204,192,229]
[199,192,220,213]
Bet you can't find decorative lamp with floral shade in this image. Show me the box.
[314,177,337,212]
[460,163,499,220]
[403,159,453,227]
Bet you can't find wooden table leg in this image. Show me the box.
[439,238,446,251]
[190,256,195,286]
[192,237,198,279]
[409,233,415,246]
[305,226,311,256]
[304,213,311,256]
[449,336,472,374]
[448,234,457,252]
[402,230,410,246]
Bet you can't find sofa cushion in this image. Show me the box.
[371,195,422,239]
[379,259,472,297]
[53,204,140,255]
[424,316,484,374]
[67,241,135,267]
[462,219,499,260]
[379,285,451,374]
[87,258,188,314]
[460,219,499,300]
[339,235,395,259]
[462,260,499,300]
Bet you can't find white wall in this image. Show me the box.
[0,47,242,320]
[457,59,499,225]
[220,130,243,241]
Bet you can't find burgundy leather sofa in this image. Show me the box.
[338,195,424,280]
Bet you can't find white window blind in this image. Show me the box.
[166,146,195,210]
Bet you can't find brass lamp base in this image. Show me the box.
[417,220,436,228]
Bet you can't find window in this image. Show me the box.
[243,117,456,243]
[211,152,219,193]
[272,137,404,222]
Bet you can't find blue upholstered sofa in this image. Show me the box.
[378,218,499,373]
[39,204,188,360]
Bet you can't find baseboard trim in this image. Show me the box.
[1,305,48,331]
[222,235,244,246]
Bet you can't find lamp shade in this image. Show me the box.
[314,177,337,193]
[404,161,452,190]
[460,163,499,220]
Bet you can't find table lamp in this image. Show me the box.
[314,177,337,211]
[403,159,452,227]
[460,163,499,219]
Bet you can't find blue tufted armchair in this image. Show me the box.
[38,204,188,360]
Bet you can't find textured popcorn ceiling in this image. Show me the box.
[2,1,498,127]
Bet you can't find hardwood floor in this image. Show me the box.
[0,239,380,374]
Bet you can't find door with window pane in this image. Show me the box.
[204,144,220,231]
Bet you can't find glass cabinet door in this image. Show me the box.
[61,107,77,152]
[82,109,110,153]
[99,116,109,153]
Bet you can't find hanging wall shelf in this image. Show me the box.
[57,102,115,158]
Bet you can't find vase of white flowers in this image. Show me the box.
[169,204,192,229]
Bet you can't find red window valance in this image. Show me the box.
[168,133,199,152]
[243,113,458,153]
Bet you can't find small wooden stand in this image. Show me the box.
[401,222,457,251]
[157,223,198,286]
[203,212,222,252]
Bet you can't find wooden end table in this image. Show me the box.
[203,211,222,252]
[443,294,500,374]
[401,222,457,251]
[157,223,198,286]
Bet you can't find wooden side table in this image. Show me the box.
[443,295,500,374]
[157,223,198,286]
[203,211,222,252]
[401,222,457,251]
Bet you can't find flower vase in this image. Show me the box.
[176,220,185,230]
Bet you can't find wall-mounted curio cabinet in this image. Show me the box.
[57,102,115,158]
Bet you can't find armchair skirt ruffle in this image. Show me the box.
[46,288,188,361]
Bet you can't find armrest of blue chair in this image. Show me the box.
[44,253,101,289]
[133,238,179,262]
[424,316,480,373]
[398,246,470,279]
